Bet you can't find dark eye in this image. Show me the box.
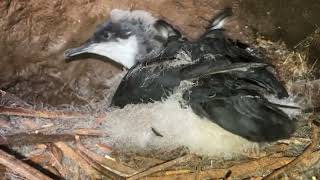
[103,32,111,39]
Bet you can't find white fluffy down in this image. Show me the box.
[103,84,258,157]
[110,9,156,25]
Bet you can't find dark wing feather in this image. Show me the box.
[185,80,295,142]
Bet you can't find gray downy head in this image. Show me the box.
[64,9,182,69]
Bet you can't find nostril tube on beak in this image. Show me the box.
[64,49,73,59]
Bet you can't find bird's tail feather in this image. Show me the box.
[210,7,233,30]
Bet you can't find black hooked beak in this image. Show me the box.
[64,42,93,62]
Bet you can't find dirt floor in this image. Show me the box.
[1,0,320,179]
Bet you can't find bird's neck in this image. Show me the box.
[134,39,165,64]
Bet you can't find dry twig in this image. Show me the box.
[1,133,75,146]
[263,121,319,179]
[76,148,124,179]
[1,129,104,146]
[147,154,294,179]
[73,128,107,136]
[47,145,69,177]
[0,149,52,180]
[128,154,197,180]
[75,136,137,177]
[0,105,105,119]
[54,142,102,179]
